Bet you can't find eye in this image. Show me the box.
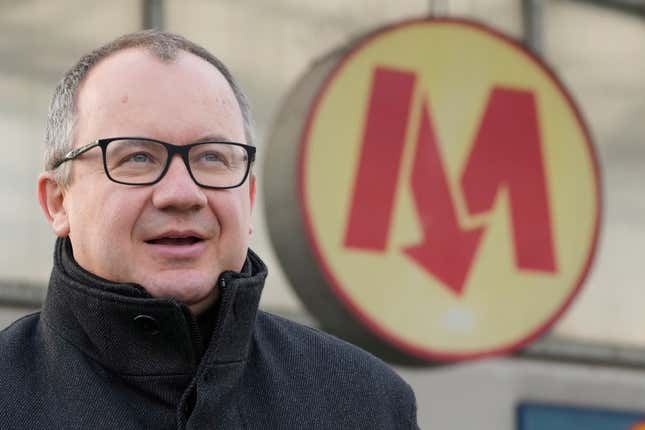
[196,150,230,167]
[125,152,154,163]
[201,152,224,162]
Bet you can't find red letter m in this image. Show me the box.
[344,67,556,295]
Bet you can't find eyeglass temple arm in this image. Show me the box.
[54,140,101,168]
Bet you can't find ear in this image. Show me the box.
[38,172,70,237]
[248,174,256,236]
[248,173,256,210]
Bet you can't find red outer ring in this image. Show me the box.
[296,17,602,361]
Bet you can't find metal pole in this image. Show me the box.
[143,0,164,30]
[522,0,543,54]
[567,0,645,19]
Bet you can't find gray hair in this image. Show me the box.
[44,29,254,184]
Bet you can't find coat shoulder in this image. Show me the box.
[0,312,41,363]
[254,310,402,380]
[248,311,419,428]
[0,312,43,412]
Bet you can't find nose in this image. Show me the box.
[151,155,207,211]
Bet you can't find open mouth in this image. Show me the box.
[145,236,203,246]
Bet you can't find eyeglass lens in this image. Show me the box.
[105,139,249,187]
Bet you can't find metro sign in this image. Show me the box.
[265,18,600,363]
[346,67,556,295]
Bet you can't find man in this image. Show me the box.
[0,31,418,429]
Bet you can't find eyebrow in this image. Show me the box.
[192,134,238,143]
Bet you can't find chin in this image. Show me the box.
[142,272,218,306]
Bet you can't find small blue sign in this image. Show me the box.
[518,402,645,430]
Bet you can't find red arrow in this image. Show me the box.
[403,99,484,295]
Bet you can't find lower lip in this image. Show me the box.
[145,240,207,259]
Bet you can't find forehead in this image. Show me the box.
[75,48,245,144]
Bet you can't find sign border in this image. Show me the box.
[296,17,602,361]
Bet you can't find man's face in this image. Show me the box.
[40,48,255,314]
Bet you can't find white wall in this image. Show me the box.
[399,357,645,429]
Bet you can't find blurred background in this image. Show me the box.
[1,1,644,428]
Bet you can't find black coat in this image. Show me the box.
[0,239,418,429]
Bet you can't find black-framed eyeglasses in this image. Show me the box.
[53,137,256,189]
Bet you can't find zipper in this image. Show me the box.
[209,275,231,352]
[181,306,203,363]
[177,275,235,428]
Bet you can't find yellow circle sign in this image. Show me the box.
[266,18,600,362]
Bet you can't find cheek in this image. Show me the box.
[65,193,100,238]
[102,192,149,235]
[70,188,148,242]
[207,192,252,236]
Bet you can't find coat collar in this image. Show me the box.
[41,237,268,377]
